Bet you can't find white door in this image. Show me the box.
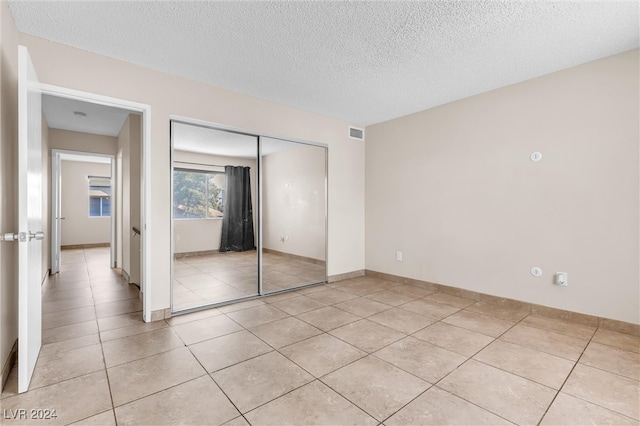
[50,152,61,274]
[18,45,44,393]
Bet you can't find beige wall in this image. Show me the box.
[174,219,223,254]
[20,33,365,313]
[173,150,256,254]
[365,50,639,325]
[262,143,326,261]
[128,115,141,284]
[0,0,19,380]
[48,128,117,155]
[117,115,142,284]
[60,160,111,246]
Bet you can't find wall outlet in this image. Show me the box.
[396,251,403,262]
[555,272,568,286]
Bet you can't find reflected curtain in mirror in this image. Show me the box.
[220,166,255,252]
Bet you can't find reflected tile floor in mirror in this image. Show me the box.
[173,250,326,311]
[2,246,638,426]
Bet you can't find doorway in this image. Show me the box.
[51,150,115,275]
[40,84,152,322]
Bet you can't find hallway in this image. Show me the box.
[1,247,639,425]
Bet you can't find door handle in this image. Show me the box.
[29,231,45,241]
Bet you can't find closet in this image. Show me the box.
[170,120,327,313]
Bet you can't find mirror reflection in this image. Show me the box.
[171,122,328,313]
[261,137,327,293]
[172,122,258,311]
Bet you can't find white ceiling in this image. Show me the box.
[10,1,639,126]
[172,121,308,158]
[42,94,131,137]
[173,122,258,158]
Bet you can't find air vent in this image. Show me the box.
[349,126,364,141]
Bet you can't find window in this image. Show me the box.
[173,169,225,219]
[89,176,111,217]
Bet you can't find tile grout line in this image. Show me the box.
[86,247,119,426]
[369,310,525,425]
[534,324,600,425]
[286,294,470,424]
[29,256,637,426]
[381,311,537,425]
[200,312,312,424]
[201,303,377,422]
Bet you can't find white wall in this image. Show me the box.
[60,160,111,246]
[365,50,639,325]
[262,142,326,261]
[173,150,256,254]
[20,33,365,315]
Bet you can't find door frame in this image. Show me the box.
[51,150,116,273]
[42,84,153,322]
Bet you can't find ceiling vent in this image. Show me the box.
[349,126,364,141]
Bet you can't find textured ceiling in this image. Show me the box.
[10,1,639,126]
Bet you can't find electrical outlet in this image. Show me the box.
[555,272,568,286]
[396,251,403,262]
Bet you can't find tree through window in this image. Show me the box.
[173,169,225,219]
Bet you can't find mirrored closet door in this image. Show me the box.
[171,122,259,311]
[261,137,327,293]
[171,121,327,313]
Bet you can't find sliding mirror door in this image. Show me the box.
[172,121,258,311]
[261,137,327,293]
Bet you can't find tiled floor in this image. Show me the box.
[2,247,639,425]
[173,251,326,311]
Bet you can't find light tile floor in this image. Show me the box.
[1,247,639,425]
[173,251,326,311]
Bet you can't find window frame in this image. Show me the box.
[88,176,112,218]
[173,168,226,220]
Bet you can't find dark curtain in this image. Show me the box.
[220,166,255,252]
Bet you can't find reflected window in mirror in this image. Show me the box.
[173,168,226,219]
